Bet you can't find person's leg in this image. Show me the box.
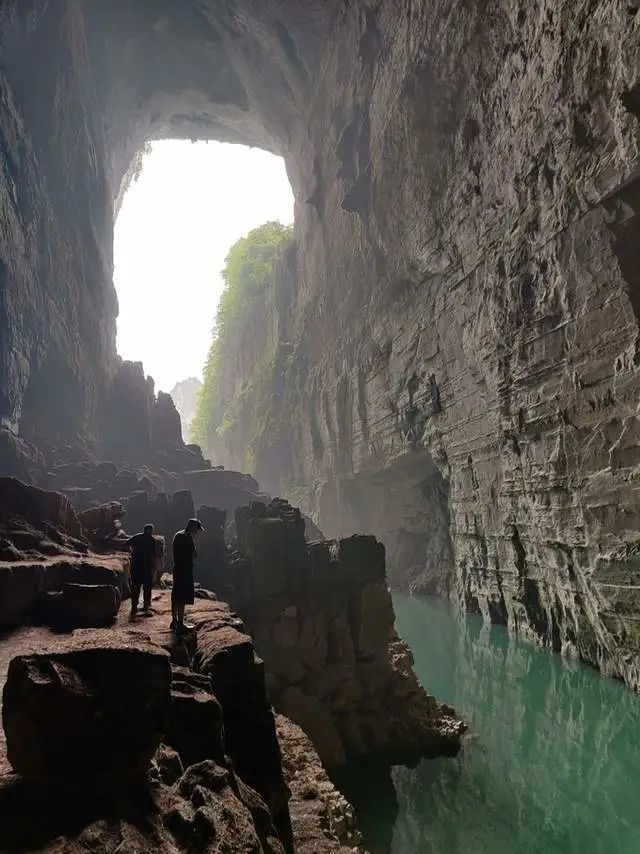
[175,602,195,633]
[143,583,152,612]
[131,582,141,615]
[170,586,177,629]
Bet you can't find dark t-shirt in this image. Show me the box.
[128,532,157,568]
[173,531,195,569]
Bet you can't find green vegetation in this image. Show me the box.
[191,221,293,460]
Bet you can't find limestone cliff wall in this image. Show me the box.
[1,2,640,686]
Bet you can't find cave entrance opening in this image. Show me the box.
[113,139,294,440]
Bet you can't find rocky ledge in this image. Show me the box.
[0,591,366,853]
[231,499,464,767]
[0,479,464,851]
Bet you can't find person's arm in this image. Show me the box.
[172,535,182,567]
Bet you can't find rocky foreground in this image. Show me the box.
[0,478,464,852]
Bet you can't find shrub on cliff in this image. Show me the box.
[191,221,293,456]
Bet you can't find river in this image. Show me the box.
[370,593,640,854]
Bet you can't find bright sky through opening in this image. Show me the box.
[114,140,294,393]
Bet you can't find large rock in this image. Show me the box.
[193,620,293,851]
[196,505,231,596]
[152,391,184,451]
[56,582,121,627]
[78,500,125,542]
[0,555,129,631]
[2,630,172,784]
[0,478,86,546]
[123,489,194,556]
[166,665,225,768]
[231,500,465,768]
[0,562,44,628]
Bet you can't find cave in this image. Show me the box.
[0,0,640,683]
[1,1,640,851]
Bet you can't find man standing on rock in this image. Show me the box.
[127,523,157,617]
[171,518,204,633]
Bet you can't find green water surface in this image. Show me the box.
[388,593,640,854]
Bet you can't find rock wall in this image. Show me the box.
[1,2,640,687]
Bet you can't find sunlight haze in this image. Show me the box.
[114,140,294,393]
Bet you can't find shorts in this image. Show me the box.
[172,563,194,605]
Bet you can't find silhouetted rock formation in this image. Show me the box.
[197,505,231,595]
[170,377,202,441]
[122,489,194,551]
[0,477,85,546]
[176,469,266,514]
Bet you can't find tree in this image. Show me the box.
[191,221,293,453]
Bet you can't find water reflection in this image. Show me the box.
[390,594,640,854]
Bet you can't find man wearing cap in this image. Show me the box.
[127,523,157,617]
[171,518,204,633]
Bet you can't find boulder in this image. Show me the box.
[2,630,172,785]
[78,501,125,537]
[193,621,293,850]
[0,562,44,628]
[45,557,130,597]
[178,469,264,514]
[196,505,230,596]
[59,582,121,627]
[166,665,225,768]
[0,478,85,541]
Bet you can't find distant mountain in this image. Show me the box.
[169,377,202,442]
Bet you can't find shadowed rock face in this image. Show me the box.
[1,1,640,687]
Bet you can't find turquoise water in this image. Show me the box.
[388,593,640,854]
